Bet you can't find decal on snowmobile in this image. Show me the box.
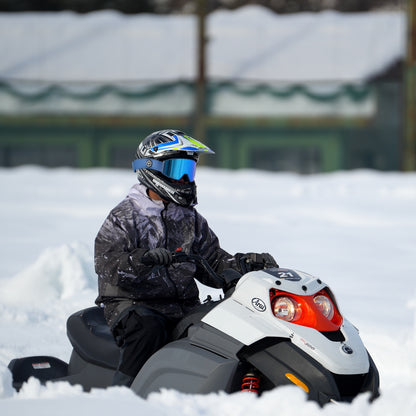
[265,268,302,281]
[251,297,266,312]
[300,337,316,351]
[32,362,51,370]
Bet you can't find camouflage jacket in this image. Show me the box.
[94,183,233,326]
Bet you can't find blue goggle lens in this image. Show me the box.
[132,158,197,182]
[162,158,197,181]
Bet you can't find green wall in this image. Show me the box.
[0,82,402,173]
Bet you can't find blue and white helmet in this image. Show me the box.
[132,129,214,206]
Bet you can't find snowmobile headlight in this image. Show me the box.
[272,296,302,322]
[269,288,343,331]
[313,295,334,320]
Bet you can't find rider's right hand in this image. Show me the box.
[141,248,173,266]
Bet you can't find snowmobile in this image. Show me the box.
[8,253,379,406]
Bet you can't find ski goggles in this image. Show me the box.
[132,157,197,182]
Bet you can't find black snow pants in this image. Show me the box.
[111,305,179,386]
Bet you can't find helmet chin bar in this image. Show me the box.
[138,169,197,207]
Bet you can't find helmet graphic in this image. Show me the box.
[132,129,214,206]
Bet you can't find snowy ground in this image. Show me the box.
[0,166,415,415]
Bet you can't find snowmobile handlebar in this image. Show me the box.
[171,250,228,288]
[171,250,275,292]
[143,250,265,291]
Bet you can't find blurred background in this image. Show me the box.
[0,0,415,174]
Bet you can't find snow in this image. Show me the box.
[0,166,415,414]
[0,5,406,83]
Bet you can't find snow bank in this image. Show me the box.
[0,242,95,306]
[1,379,416,416]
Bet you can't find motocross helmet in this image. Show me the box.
[132,129,214,207]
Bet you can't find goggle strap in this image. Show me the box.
[132,158,163,173]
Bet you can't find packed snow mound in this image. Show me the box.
[0,242,95,306]
[1,378,416,416]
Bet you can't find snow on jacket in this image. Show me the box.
[95,183,233,326]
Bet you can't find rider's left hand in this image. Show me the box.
[235,252,278,273]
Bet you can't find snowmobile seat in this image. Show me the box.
[66,300,221,369]
[66,306,120,370]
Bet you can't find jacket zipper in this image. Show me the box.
[161,204,179,298]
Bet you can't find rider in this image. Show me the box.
[94,129,278,386]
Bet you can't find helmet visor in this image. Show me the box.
[132,158,197,182]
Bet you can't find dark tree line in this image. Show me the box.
[0,0,405,14]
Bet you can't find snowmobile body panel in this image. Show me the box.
[131,339,239,396]
[240,337,379,404]
[132,322,244,396]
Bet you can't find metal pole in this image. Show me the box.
[404,0,416,170]
[194,0,206,141]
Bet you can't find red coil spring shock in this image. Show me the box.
[241,372,260,394]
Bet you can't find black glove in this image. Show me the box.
[235,252,278,274]
[141,248,173,266]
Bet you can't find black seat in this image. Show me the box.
[66,301,220,370]
[66,306,120,370]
